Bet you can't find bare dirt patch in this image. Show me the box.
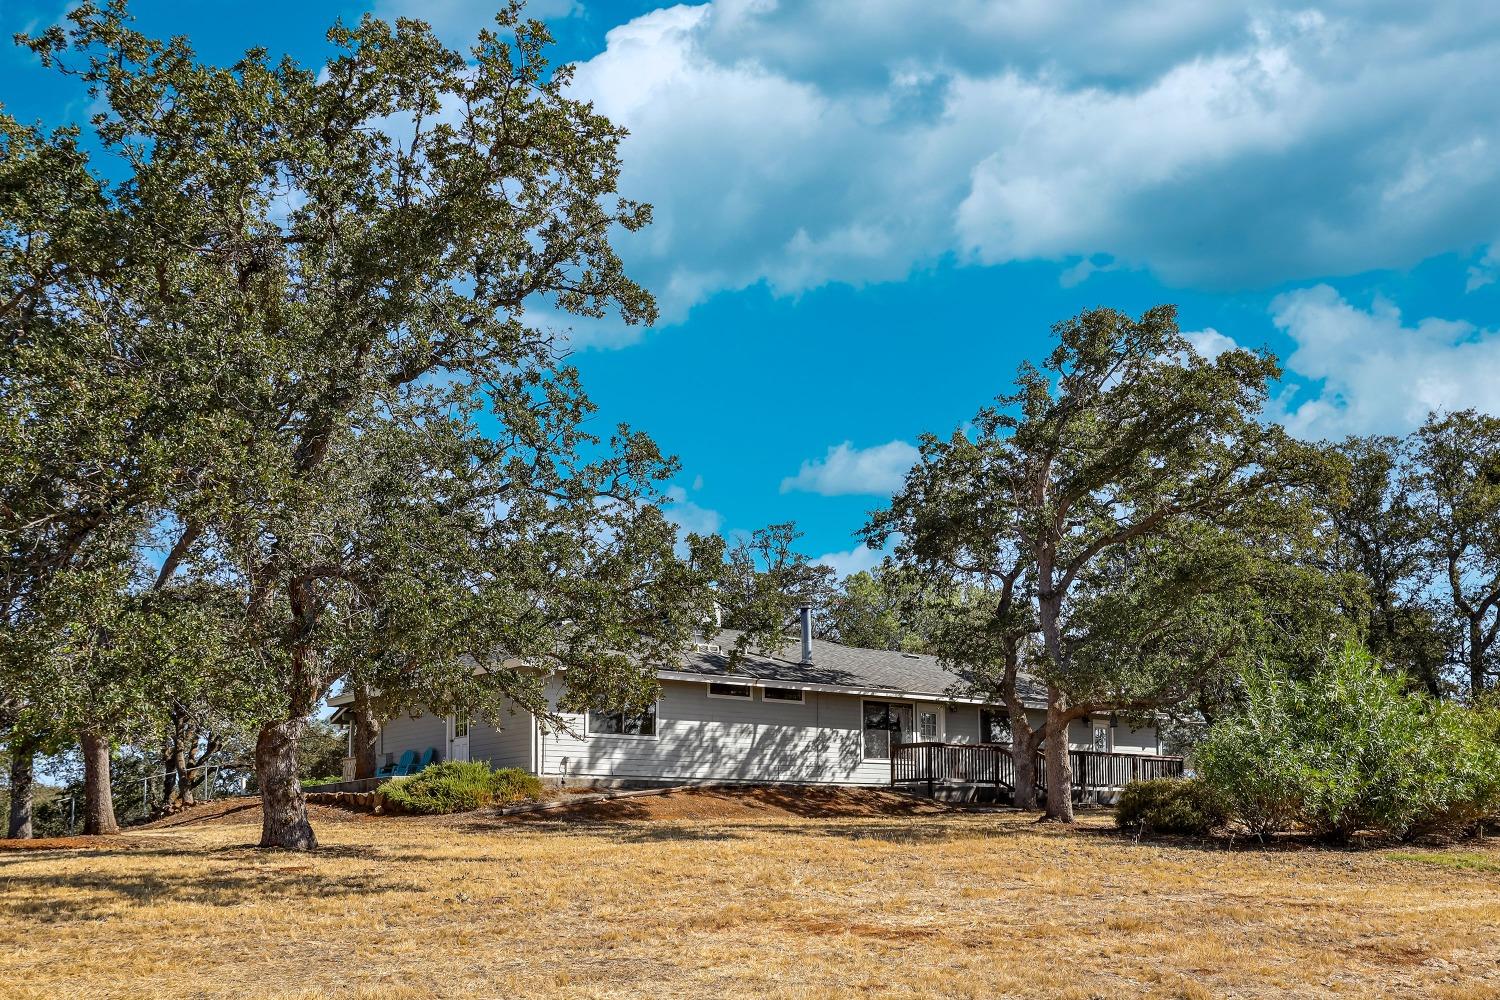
[508,783,950,823]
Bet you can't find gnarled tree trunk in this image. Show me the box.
[1041,688,1076,823]
[351,685,379,781]
[255,718,316,850]
[1007,707,1043,810]
[7,738,35,839]
[80,730,119,835]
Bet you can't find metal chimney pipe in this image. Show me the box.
[798,603,813,664]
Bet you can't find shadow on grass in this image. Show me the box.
[0,857,429,922]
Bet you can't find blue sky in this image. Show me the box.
[6,1,1500,574]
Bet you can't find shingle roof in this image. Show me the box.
[663,630,1048,707]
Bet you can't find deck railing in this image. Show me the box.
[890,741,1183,799]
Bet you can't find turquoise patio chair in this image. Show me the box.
[415,747,438,772]
[377,749,418,778]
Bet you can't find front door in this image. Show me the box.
[449,715,470,763]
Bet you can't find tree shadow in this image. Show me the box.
[0,860,427,922]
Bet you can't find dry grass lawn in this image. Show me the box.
[3,786,1500,998]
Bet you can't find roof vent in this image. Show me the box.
[901,652,921,659]
[693,642,722,654]
[798,604,813,664]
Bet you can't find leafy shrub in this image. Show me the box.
[1195,644,1500,841]
[379,761,543,815]
[1115,778,1225,836]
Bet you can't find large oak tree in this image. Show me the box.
[21,1,718,848]
[869,306,1330,821]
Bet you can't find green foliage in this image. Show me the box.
[1195,645,1500,840]
[378,762,543,815]
[1114,778,1226,836]
[822,562,944,653]
[1412,410,1500,695]
[296,722,347,783]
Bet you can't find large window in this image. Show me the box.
[587,705,658,737]
[979,708,1012,745]
[863,701,914,759]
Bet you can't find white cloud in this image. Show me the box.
[1184,328,1239,360]
[555,1,1500,323]
[1268,284,1500,438]
[780,440,919,496]
[814,544,885,580]
[1467,242,1500,292]
[662,485,722,536]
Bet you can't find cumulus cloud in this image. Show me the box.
[1184,328,1240,360]
[662,485,722,537]
[814,544,886,580]
[780,440,919,496]
[1259,285,1500,438]
[553,1,1500,322]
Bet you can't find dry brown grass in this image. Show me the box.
[3,787,1500,999]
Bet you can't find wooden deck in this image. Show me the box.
[890,741,1183,802]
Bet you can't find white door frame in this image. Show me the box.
[447,714,471,763]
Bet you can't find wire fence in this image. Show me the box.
[49,757,251,835]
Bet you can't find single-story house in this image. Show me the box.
[329,610,1176,800]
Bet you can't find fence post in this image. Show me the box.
[927,744,935,798]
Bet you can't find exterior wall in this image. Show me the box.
[1106,721,1161,754]
[377,712,446,768]
[468,706,534,770]
[539,678,898,785]
[367,678,1165,783]
[538,679,1023,786]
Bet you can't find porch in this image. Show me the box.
[890,741,1184,804]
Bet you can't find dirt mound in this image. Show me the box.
[140,796,374,830]
[518,784,949,823]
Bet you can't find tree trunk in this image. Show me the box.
[1009,711,1041,810]
[1470,617,1487,699]
[172,742,197,806]
[255,718,317,850]
[7,739,35,839]
[351,685,379,781]
[159,742,178,806]
[80,730,119,835]
[1012,743,1038,810]
[1041,688,1076,823]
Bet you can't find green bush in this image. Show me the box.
[378,761,543,815]
[1195,644,1500,841]
[1115,777,1225,836]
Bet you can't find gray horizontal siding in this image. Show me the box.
[540,679,956,785]
[468,704,533,770]
[377,713,446,768]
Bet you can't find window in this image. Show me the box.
[918,711,939,740]
[587,705,658,737]
[761,686,805,704]
[453,716,470,739]
[707,682,752,699]
[979,708,1012,745]
[863,701,914,759]
[1092,723,1111,753]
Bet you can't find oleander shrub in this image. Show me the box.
[1114,777,1226,836]
[1195,644,1500,841]
[379,761,543,815]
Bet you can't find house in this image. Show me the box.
[328,608,1176,801]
